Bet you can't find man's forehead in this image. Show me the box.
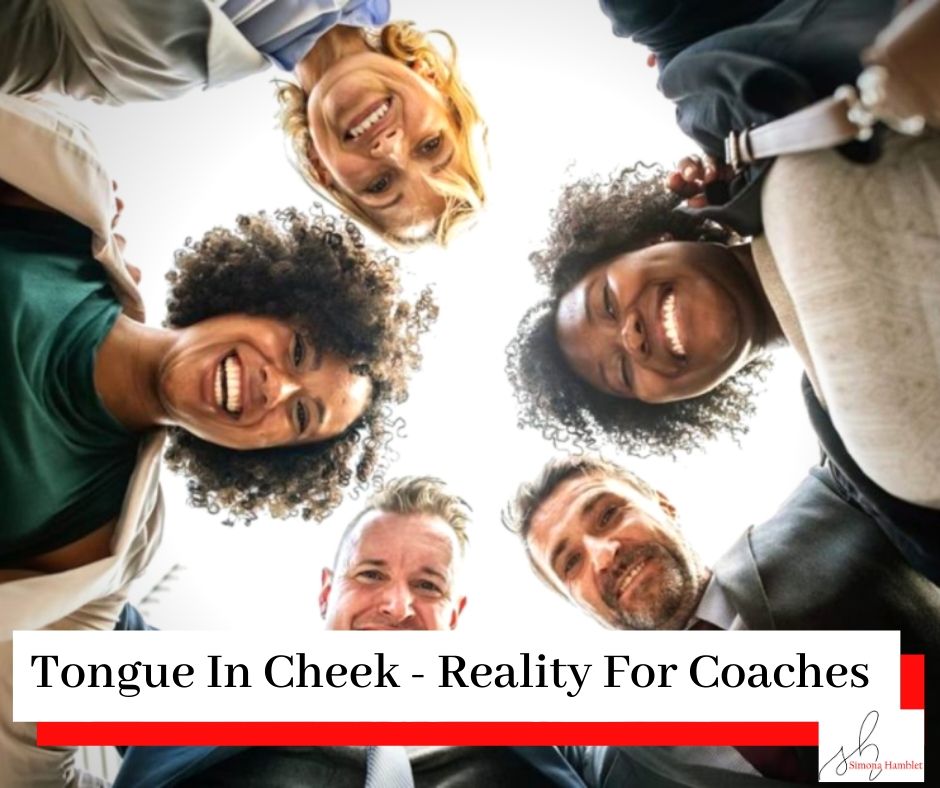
[529,473,642,547]
[342,510,458,568]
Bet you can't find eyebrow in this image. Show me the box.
[313,397,326,428]
[370,148,454,212]
[549,490,608,574]
[418,566,448,582]
[371,192,405,211]
[431,149,455,175]
[310,341,324,370]
[583,277,595,326]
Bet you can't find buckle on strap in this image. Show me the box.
[724,127,753,173]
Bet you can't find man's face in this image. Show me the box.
[320,511,466,630]
[527,472,707,629]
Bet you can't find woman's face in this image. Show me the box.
[306,52,458,238]
[158,315,372,450]
[555,242,764,403]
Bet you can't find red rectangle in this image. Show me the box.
[901,653,925,710]
[37,721,818,747]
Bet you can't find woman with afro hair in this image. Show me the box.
[0,97,435,607]
[507,159,940,552]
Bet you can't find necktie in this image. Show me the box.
[365,745,415,788]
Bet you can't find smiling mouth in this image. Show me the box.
[615,557,651,600]
[213,351,243,416]
[346,98,391,140]
[660,288,687,359]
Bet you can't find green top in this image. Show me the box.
[0,207,139,564]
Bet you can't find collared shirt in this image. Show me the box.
[687,575,746,631]
[218,0,390,70]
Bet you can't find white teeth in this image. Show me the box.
[215,354,242,414]
[617,558,649,597]
[349,100,390,139]
[213,362,223,408]
[224,355,242,413]
[661,292,687,357]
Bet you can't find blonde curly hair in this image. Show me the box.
[277,21,486,248]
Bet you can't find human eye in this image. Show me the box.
[356,569,384,583]
[294,399,309,435]
[292,332,305,368]
[365,172,393,194]
[418,133,443,156]
[603,282,616,319]
[562,551,582,579]
[415,578,444,596]
[598,503,622,529]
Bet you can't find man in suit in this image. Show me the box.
[504,454,940,780]
[114,477,645,788]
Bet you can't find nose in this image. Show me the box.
[370,127,404,163]
[620,310,649,359]
[378,582,415,623]
[260,365,301,409]
[584,535,618,575]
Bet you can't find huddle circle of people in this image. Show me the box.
[1,1,939,786]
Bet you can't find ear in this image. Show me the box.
[449,596,468,630]
[319,568,333,619]
[655,490,678,522]
[410,58,438,85]
[305,140,334,188]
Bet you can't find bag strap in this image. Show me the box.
[724,0,939,171]
[724,88,871,171]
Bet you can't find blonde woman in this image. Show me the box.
[1,1,486,246]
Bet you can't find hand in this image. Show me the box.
[665,154,732,208]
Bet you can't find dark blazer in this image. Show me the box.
[800,376,940,587]
[599,0,895,233]
[111,607,799,787]
[715,465,940,741]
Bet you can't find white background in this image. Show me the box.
[54,0,819,637]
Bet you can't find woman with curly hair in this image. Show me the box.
[1,200,434,576]
[0,99,434,592]
[507,165,779,459]
[1,3,486,246]
[508,161,940,577]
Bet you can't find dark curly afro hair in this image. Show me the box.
[163,207,437,522]
[506,165,772,457]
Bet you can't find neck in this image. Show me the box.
[94,314,173,431]
[729,242,786,352]
[294,25,371,93]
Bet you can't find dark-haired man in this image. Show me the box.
[505,455,940,780]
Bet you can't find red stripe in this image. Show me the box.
[37,721,817,747]
[900,654,925,710]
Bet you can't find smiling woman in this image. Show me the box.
[506,166,774,457]
[160,208,437,521]
[0,198,435,580]
[279,22,486,247]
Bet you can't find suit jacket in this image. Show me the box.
[113,738,801,787]
[599,0,894,234]
[111,604,808,788]
[0,95,165,788]
[715,465,940,740]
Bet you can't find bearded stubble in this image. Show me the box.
[600,543,700,630]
